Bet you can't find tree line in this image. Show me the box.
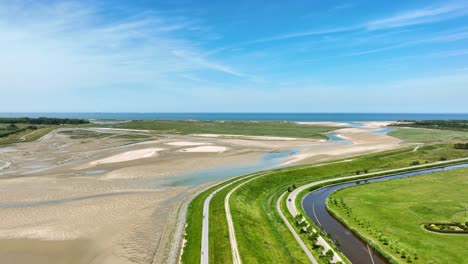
[0,117,89,125]
[392,120,468,131]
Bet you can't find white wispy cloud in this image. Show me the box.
[430,49,468,57]
[347,27,468,56]
[367,2,468,30]
[0,0,242,97]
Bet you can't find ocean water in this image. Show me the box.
[0,113,467,121]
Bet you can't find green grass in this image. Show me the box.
[209,184,235,264]
[328,168,468,264]
[389,127,468,143]
[227,146,468,263]
[0,126,57,145]
[114,120,335,139]
[183,144,467,263]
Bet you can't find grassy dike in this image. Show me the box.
[181,171,267,264]
[228,145,467,263]
[182,144,468,263]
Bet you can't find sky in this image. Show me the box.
[1,0,468,113]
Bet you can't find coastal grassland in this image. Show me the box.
[228,145,468,263]
[389,127,468,143]
[0,125,57,145]
[114,120,335,139]
[328,168,468,264]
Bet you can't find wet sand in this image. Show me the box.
[0,124,405,264]
[0,128,321,264]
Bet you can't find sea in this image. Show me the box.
[0,113,467,121]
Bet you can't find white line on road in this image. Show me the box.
[367,244,375,264]
[312,203,322,227]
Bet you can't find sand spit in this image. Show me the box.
[192,134,297,141]
[359,121,394,128]
[283,127,403,165]
[180,146,228,153]
[166,141,210,146]
[91,148,164,164]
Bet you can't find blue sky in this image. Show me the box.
[1,0,468,113]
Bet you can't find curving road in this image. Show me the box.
[201,177,246,264]
[277,193,318,264]
[201,171,268,264]
[286,157,468,264]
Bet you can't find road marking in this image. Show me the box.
[367,244,375,264]
[312,203,322,227]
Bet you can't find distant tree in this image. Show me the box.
[292,184,297,189]
[7,123,18,130]
[325,249,334,260]
[355,170,361,175]
[364,169,368,173]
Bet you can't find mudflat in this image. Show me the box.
[0,123,404,264]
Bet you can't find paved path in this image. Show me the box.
[277,193,318,264]
[201,172,264,264]
[285,157,468,263]
[225,175,266,264]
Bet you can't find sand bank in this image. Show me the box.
[166,141,210,146]
[91,148,163,164]
[180,146,228,153]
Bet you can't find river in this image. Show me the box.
[302,163,468,264]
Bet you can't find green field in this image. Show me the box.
[389,128,468,143]
[328,168,468,264]
[182,143,468,264]
[0,125,56,145]
[114,120,335,139]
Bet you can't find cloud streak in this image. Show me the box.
[0,0,243,96]
[367,2,468,30]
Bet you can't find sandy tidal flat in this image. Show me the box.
[0,125,406,264]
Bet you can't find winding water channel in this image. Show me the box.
[302,163,468,264]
